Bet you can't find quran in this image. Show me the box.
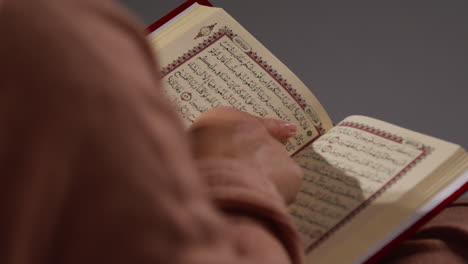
[147,1,468,263]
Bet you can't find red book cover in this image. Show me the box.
[146,0,213,34]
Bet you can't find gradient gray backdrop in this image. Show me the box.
[119,0,467,148]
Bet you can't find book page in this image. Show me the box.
[289,115,465,263]
[147,5,333,153]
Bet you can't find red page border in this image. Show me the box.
[146,0,213,34]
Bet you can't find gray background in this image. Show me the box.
[118,0,467,148]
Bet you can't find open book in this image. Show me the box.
[146,1,468,263]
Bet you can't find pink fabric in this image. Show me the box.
[381,198,468,263]
[0,0,300,263]
[0,1,466,264]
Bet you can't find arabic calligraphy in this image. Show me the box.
[161,35,320,152]
[289,124,424,248]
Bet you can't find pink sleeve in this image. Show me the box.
[0,0,302,264]
[198,159,303,264]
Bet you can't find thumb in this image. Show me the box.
[259,118,297,140]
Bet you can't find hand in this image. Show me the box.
[189,107,303,204]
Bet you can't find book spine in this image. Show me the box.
[146,0,213,34]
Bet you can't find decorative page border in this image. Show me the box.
[160,26,326,135]
[305,121,433,252]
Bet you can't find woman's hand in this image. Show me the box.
[189,107,303,204]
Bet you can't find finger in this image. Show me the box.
[192,107,298,140]
[191,107,242,128]
[283,161,304,204]
[268,141,304,203]
[259,118,297,140]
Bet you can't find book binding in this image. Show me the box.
[146,0,213,34]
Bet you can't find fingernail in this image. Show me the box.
[279,121,297,136]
